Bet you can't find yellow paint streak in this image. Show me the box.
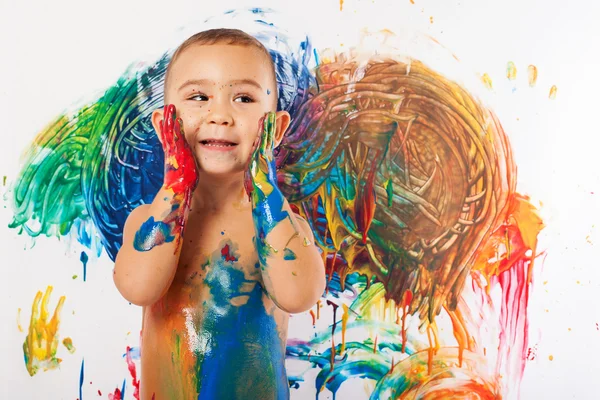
[17,308,23,332]
[23,286,66,376]
[341,304,349,353]
[528,65,538,87]
[481,73,493,90]
[506,61,517,80]
[549,85,558,99]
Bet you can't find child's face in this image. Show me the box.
[154,44,288,178]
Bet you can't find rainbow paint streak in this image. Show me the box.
[10,9,543,399]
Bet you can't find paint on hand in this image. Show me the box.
[245,113,290,266]
[62,337,76,354]
[23,286,66,376]
[132,104,198,253]
[506,61,517,80]
[527,65,538,87]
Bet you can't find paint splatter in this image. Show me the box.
[80,251,88,281]
[506,61,517,80]
[548,355,554,361]
[430,16,434,23]
[17,308,23,332]
[481,73,493,89]
[339,0,344,11]
[2,175,5,186]
[62,337,76,353]
[79,359,84,400]
[220,243,239,262]
[23,286,66,376]
[549,85,557,99]
[125,346,140,400]
[284,248,297,260]
[528,65,538,87]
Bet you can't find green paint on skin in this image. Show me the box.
[283,248,297,260]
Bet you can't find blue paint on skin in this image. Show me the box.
[133,216,174,251]
[283,248,297,260]
[267,88,271,95]
[195,244,289,399]
[80,251,88,281]
[252,187,288,265]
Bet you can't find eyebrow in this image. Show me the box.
[177,78,263,92]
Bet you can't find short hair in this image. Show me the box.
[164,28,277,101]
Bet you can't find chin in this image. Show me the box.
[196,163,245,180]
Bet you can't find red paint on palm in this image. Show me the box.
[160,104,198,194]
[158,104,198,249]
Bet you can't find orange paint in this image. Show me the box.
[339,0,343,11]
[549,85,558,99]
[528,65,538,87]
[309,310,316,325]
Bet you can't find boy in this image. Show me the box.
[113,29,326,400]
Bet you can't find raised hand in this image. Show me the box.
[160,104,199,194]
[133,104,198,252]
[245,113,289,263]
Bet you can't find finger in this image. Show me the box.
[266,112,276,152]
[175,118,185,143]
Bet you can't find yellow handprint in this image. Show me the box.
[23,286,66,376]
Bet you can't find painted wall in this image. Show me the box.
[1,0,599,399]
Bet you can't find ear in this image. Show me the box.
[151,108,165,144]
[273,110,291,148]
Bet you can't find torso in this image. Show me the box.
[140,204,290,400]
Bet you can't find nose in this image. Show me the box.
[206,101,233,126]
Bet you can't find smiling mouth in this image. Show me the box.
[199,139,238,148]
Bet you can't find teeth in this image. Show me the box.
[203,142,235,147]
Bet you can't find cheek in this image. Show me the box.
[179,113,203,142]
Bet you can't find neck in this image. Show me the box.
[190,172,250,213]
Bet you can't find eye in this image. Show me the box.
[234,94,254,103]
[189,93,209,101]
